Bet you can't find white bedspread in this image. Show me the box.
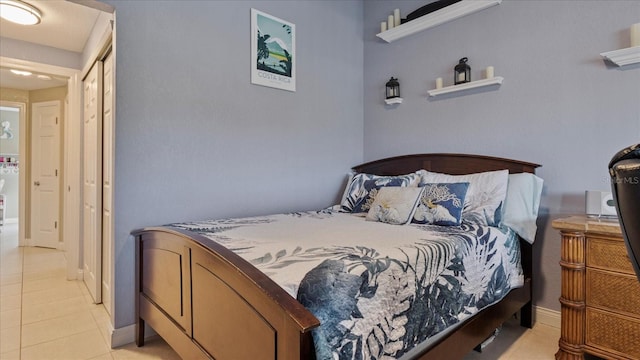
[169,209,523,359]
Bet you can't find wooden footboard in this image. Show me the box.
[135,227,320,360]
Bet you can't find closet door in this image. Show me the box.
[102,51,114,314]
[83,61,103,303]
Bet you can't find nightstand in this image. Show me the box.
[553,215,640,360]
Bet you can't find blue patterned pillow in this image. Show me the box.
[340,173,421,214]
[412,182,470,226]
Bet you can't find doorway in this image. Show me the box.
[1,60,85,283]
[0,102,25,237]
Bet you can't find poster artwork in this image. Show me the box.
[251,9,296,92]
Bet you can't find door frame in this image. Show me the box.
[0,56,82,280]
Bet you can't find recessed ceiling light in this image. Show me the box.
[10,69,32,76]
[37,74,52,80]
[0,0,42,26]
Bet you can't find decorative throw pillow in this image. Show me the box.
[366,187,424,225]
[417,169,509,226]
[340,172,421,214]
[412,182,469,226]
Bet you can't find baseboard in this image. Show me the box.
[67,268,83,281]
[111,323,157,348]
[110,323,131,348]
[534,306,561,329]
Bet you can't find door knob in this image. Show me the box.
[34,181,40,186]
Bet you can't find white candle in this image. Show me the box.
[486,66,494,79]
[394,9,401,27]
[631,23,640,47]
[381,21,387,32]
[458,73,465,82]
[436,77,443,89]
[388,15,394,29]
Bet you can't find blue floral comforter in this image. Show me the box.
[168,209,523,359]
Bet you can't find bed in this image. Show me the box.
[134,153,541,359]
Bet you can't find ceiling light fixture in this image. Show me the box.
[0,0,42,25]
[10,69,32,76]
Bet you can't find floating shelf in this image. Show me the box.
[385,97,403,105]
[377,0,501,43]
[600,46,640,67]
[428,77,503,97]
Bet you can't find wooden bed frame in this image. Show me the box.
[134,153,540,359]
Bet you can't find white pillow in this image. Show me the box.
[366,187,423,225]
[502,173,544,244]
[417,169,509,226]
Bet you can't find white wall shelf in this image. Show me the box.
[428,76,503,97]
[376,0,501,43]
[385,97,403,105]
[600,46,640,67]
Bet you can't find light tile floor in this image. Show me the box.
[463,316,562,360]
[1,222,561,359]
[0,223,179,360]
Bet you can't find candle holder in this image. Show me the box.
[385,77,400,99]
[454,57,471,85]
[385,77,402,104]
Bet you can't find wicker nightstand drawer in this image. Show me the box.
[587,237,635,275]
[586,307,640,359]
[587,268,640,318]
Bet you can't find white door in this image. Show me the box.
[31,101,61,249]
[102,52,114,315]
[83,62,103,303]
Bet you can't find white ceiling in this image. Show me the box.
[0,0,105,90]
[0,67,69,90]
[0,0,102,52]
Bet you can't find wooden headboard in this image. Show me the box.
[353,153,540,176]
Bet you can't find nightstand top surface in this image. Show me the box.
[552,215,621,235]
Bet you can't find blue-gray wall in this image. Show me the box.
[104,0,639,330]
[106,0,364,328]
[364,0,640,311]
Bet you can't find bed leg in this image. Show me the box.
[136,318,145,347]
[520,300,533,328]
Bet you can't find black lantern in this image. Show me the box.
[385,77,400,99]
[454,57,471,85]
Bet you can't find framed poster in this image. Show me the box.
[251,8,296,92]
